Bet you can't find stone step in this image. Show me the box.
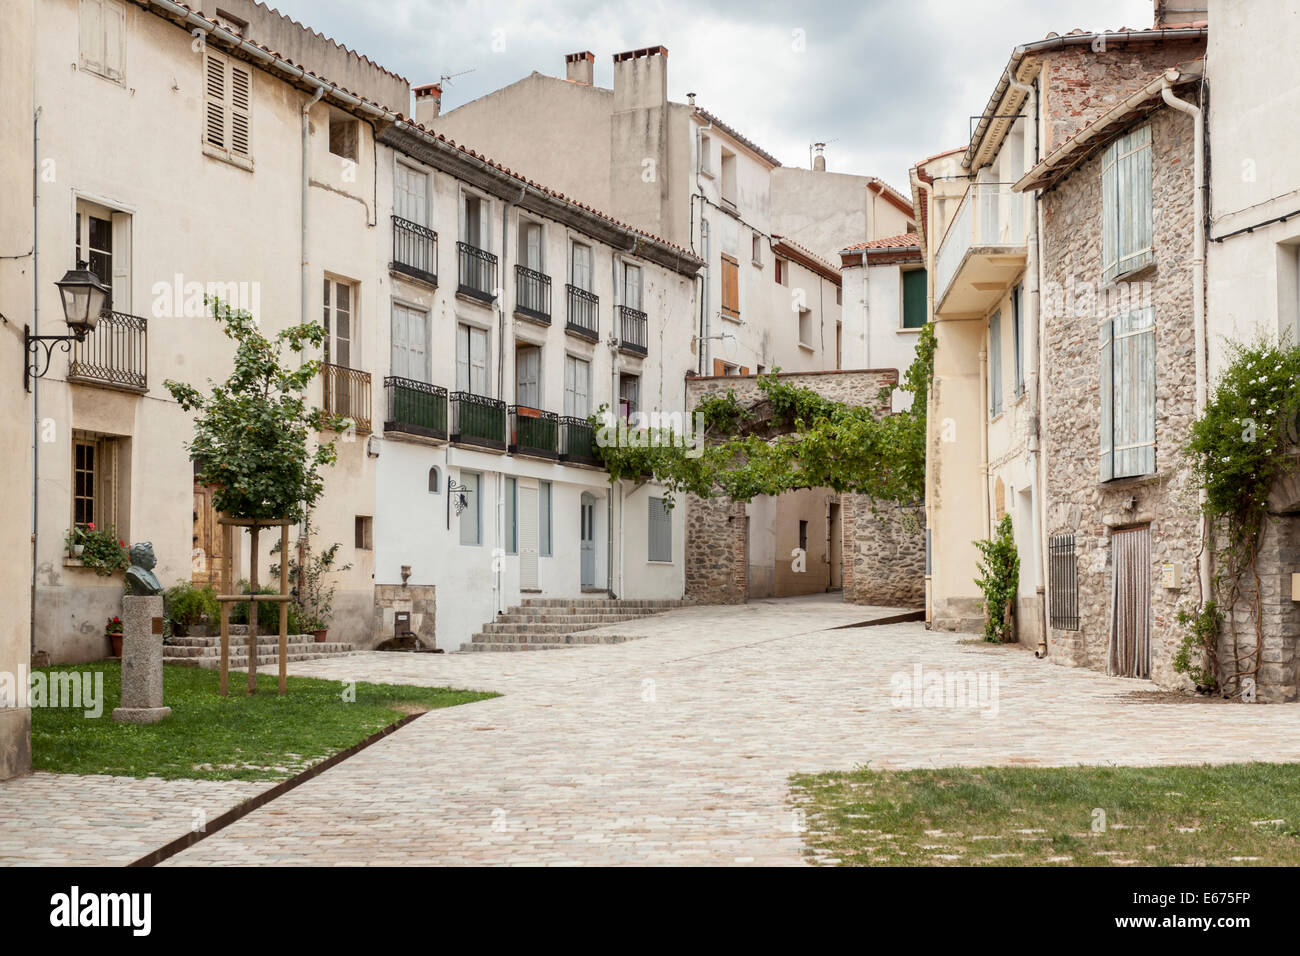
[479,617,649,634]
[164,642,352,659]
[515,598,689,610]
[494,610,664,623]
[165,648,354,669]
[461,642,581,652]
[469,631,636,646]
[168,633,324,648]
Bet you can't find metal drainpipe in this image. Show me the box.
[915,174,935,626]
[979,344,990,539]
[1161,74,1211,607]
[29,105,40,657]
[607,249,620,596]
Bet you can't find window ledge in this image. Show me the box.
[896,326,923,335]
[720,312,743,324]
[203,144,254,172]
[646,560,674,566]
[797,342,816,353]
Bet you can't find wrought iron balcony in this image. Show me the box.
[457,241,498,304]
[514,264,551,324]
[559,416,601,467]
[618,305,648,356]
[67,309,148,392]
[321,362,372,434]
[384,376,447,440]
[508,405,559,459]
[450,391,506,449]
[390,215,438,286]
[566,284,599,341]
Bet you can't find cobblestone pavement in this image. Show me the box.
[143,595,1300,866]
[0,773,264,866]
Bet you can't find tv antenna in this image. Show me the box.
[439,68,476,87]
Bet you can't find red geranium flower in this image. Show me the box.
[87,522,95,530]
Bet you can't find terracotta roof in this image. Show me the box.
[841,233,921,252]
[693,107,782,168]
[771,236,841,284]
[1015,59,1203,193]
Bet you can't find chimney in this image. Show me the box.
[612,46,668,112]
[1153,0,1208,27]
[812,142,826,172]
[413,83,441,126]
[565,50,595,85]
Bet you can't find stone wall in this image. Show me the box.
[373,584,436,649]
[1040,102,1200,689]
[683,369,925,608]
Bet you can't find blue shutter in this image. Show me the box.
[1113,307,1156,478]
[989,310,1003,416]
[1102,127,1154,283]
[1099,318,1114,481]
[505,476,517,554]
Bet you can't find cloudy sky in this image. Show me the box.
[267,0,1155,192]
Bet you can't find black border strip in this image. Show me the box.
[833,610,926,629]
[127,711,425,867]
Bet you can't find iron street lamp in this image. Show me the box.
[25,260,109,391]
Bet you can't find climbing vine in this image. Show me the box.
[973,514,1019,643]
[1181,337,1300,697]
[597,322,936,509]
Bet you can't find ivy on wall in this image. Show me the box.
[598,322,937,509]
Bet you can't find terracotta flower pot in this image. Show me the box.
[108,634,123,657]
[312,628,328,643]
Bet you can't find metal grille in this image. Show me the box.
[321,362,372,434]
[618,305,648,355]
[384,376,446,439]
[391,215,438,284]
[514,264,551,322]
[1048,533,1079,630]
[565,284,599,340]
[456,241,497,302]
[68,310,148,391]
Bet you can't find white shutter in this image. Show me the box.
[518,482,539,589]
[110,212,131,312]
[538,481,552,557]
[229,62,253,158]
[625,263,642,311]
[564,356,589,417]
[1113,307,1156,478]
[204,53,227,150]
[1102,127,1153,282]
[470,326,487,394]
[80,0,105,75]
[409,308,428,382]
[1099,318,1114,481]
[572,242,592,291]
[525,222,542,270]
[103,0,125,81]
[505,477,517,554]
[391,304,409,380]
[455,325,469,392]
[516,346,540,408]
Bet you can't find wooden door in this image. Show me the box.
[192,482,226,588]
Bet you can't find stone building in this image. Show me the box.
[683,369,925,607]
[1016,62,1204,688]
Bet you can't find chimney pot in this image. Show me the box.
[813,142,826,172]
[413,82,442,125]
[565,50,595,85]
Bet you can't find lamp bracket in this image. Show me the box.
[24,325,84,392]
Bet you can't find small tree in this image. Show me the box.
[974,514,1019,643]
[270,516,352,632]
[164,298,345,521]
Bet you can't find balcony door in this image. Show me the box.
[516,344,541,409]
[571,241,593,292]
[519,220,542,271]
[395,162,429,227]
[460,191,489,250]
[391,302,429,383]
[580,491,596,588]
[623,262,642,311]
[563,355,590,418]
[456,323,488,395]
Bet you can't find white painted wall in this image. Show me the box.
[839,259,924,410]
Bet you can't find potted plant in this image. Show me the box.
[65,524,129,575]
[106,616,124,657]
[271,515,351,643]
[164,581,219,637]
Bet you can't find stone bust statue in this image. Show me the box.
[124,542,163,596]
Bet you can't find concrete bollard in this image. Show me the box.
[112,595,172,724]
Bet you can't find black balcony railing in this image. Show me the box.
[618,305,648,356]
[457,241,498,303]
[67,310,148,392]
[450,391,506,449]
[514,264,551,324]
[390,215,438,285]
[384,376,447,440]
[565,284,599,341]
[321,362,372,434]
[560,416,601,466]
[509,406,559,459]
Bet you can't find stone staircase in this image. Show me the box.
[463,597,689,652]
[163,624,354,670]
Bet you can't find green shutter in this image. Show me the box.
[902,269,927,329]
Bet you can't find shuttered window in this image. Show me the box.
[564,355,590,417]
[204,52,253,165]
[80,0,126,82]
[505,477,517,554]
[1099,307,1156,480]
[538,481,552,557]
[902,268,927,329]
[458,471,481,546]
[720,254,740,319]
[391,302,429,382]
[1012,283,1025,396]
[456,324,488,394]
[988,309,1003,416]
[1101,125,1153,283]
[648,496,672,562]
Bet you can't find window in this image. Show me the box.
[213,9,248,33]
[720,148,738,206]
[457,471,481,545]
[902,268,927,329]
[391,302,429,382]
[1012,283,1025,396]
[774,258,787,286]
[1101,125,1153,283]
[323,278,355,367]
[539,481,553,557]
[798,519,808,553]
[699,133,714,176]
[835,284,842,306]
[354,516,373,550]
[505,477,517,554]
[515,343,541,408]
[72,431,125,540]
[75,200,130,311]
[456,323,488,394]
[721,254,740,319]
[798,308,813,348]
[752,232,763,266]
[395,162,430,226]
[1099,307,1156,480]
[619,373,639,422]
[564,354,590,417]
[460,192,489,249]
[1048,533,1079,630]
[80,0,126,82]
[713,360,741,376]
[623,262,642,311]
[570,241,593,292]
[519,219,543,271]
[428,466,441,494]
[648,496,672,562]
[329,113,358,161]
[203,51,253,166]
[988,309,1003,417]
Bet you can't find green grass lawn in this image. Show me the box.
[792,762,1300,866]
[31,663,496,782]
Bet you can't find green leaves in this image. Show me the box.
[164,297,342,522]
[974,514,1018,644]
